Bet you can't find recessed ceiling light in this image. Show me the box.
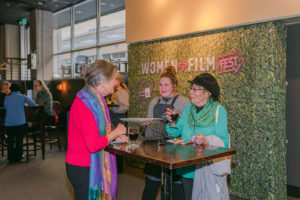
[6,3,10,7]
[101,2,106,5]
[38,1,43,6]
[110,4,115,7]
[76,10,82,14]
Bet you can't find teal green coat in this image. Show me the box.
[166,103,229,179]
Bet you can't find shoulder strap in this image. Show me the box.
[170,95,179,107]
[156,98,161,105]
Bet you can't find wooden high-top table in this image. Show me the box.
[105,140,236,200]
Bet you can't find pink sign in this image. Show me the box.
[217,51,244,74]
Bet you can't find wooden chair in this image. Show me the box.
[24,105,45,162]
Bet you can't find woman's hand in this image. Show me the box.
[107,123,126,142]
[115,135,129,143]
[194,134,209,145]
[166,108,174,123]
[166,108,181,123]
[114,124,126,137]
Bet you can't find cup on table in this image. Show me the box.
[128,126,139,146]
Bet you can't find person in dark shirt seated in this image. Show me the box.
[4,84,36,164]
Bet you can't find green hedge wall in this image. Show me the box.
[128,22,286,200]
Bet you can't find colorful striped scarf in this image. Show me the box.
[77,85,117,200]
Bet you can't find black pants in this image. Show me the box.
[6,124,25,163]
[66,163,90,200]
[142,176,185,200]
[181,177,194,200]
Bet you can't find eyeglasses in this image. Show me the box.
[189,87,206,92]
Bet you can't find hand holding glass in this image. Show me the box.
[169,109,179,127]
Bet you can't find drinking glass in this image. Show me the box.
[170,109,179,127]
[128,126,139,147]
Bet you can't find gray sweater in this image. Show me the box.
[147,94,189,117]
[35,90,54,116]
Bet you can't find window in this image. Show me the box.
[53,8,71,53]
[53,0,127,79]
[74,0,97,49]
[100,10,125,44]
[73,48,97,78]
[53,53,71,79]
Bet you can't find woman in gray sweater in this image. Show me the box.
[142,66,189,200]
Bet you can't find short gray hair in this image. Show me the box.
[84,60,117,86]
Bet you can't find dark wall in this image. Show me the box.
[46,79,85,107]
[287,23,300,188]
[9,80,34,94]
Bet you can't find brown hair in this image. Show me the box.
[84,60,117,86]
[159,66,178,91]
[116,73,129,94]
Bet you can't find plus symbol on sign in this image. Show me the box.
[178,59,187,72]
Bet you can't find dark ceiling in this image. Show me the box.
[0,0,84,25]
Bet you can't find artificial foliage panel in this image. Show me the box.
[128,22,286,200]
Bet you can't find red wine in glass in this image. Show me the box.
[129,133,139,142]
[171,113,179,121]
[128,127,139,145]
[170,112,179,127]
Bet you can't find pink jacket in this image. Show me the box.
[66,97,109,167]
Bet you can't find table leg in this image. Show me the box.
[41,124,45,160]
[161,167,172,200]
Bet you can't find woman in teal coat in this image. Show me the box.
[166,73,230,200]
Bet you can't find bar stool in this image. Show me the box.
[43,101,62,151]
[24,105,45,162]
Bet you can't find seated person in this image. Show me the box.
[34,80,54,123]
[109,73,129,127]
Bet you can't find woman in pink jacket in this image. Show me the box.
[66,60,127,200]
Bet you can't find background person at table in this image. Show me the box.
[4,84,36,164]
[34,80,54,122]
[0,80,11,122]
[0,80,11,107]
[109,73,129,174]
[141,66,189,200]
[109,73,129,127]
[66,60,127,200]
[166,73,230,200]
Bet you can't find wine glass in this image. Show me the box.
[169,109,179,127]
[128,126,139,148]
